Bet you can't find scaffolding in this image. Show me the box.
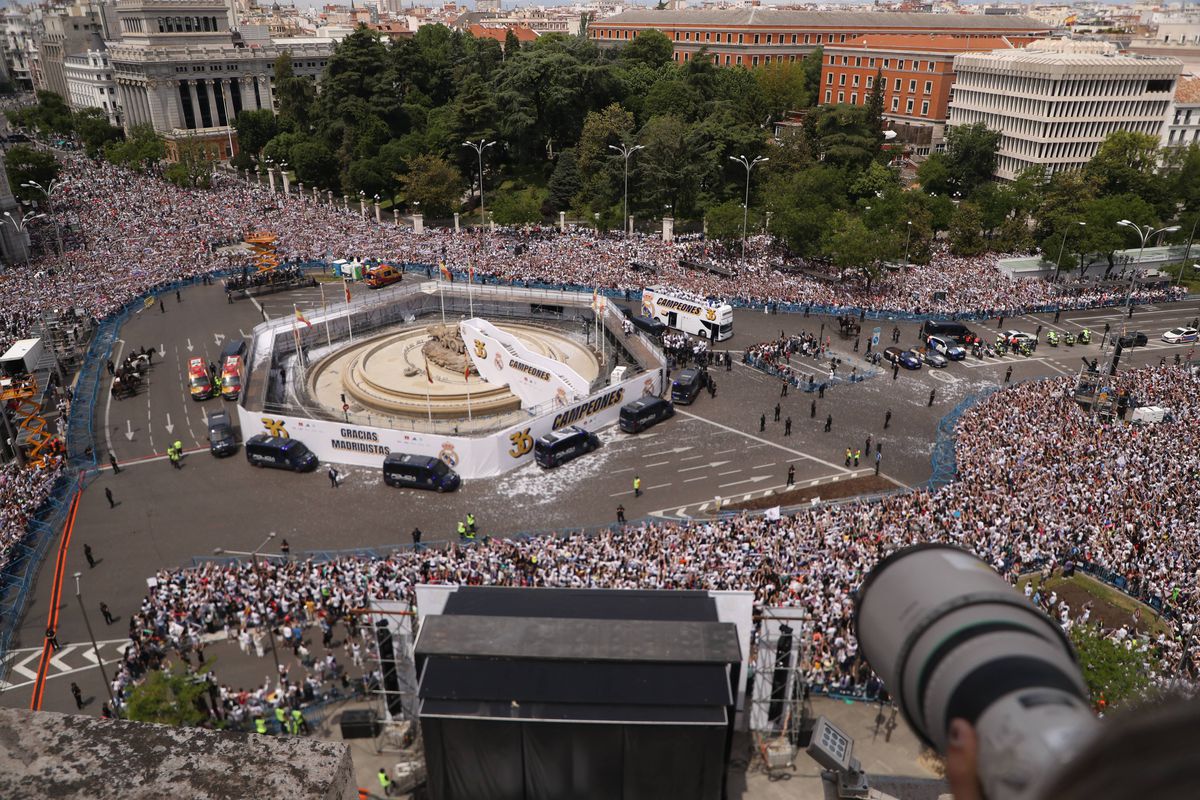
[246,231,281,274]
[365,598,421,753]
[1,374,58,467]
[748,610,814,774]
[1072,365,1121,419]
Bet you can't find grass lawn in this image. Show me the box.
[1018,572,1171,637]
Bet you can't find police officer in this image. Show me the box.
[274,704,286,734]
[616,505,626,524]
[845,448,852,467]
[784,416,791,436]
[254,716,268,735]
[633,475,642,497]
[786,465,795,486]
[854,449,861,467]
[466,513,476,534]
[773,403,781,422]
[928,389,936,407]
[457,520,467,540]
[292,707,305,735]
[378,769,394,797]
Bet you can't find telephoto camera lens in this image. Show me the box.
[855,543,1099,800]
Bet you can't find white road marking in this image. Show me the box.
[753,463,776,469]
[683,476,708,483]
[644,446,693,458]
[104,339,126,456]
[678,454,704,462]
[675,410,854,474]
[645,482,672,491]
[717,468,742,476]
[679,460,730,473]
[9,649,43,681]
[719,475,772,489]
[643,460,669,468]
[928,370,958,385]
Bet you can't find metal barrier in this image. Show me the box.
[927,386,999,490]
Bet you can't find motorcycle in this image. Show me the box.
[972,343,983,359]
[984,343,997,358]
[1064,332,1076,346]
[1047,333,1059,347]
[1079,329,1092,345]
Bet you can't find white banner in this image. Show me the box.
[236,368,664,479]
[459,318,590,408]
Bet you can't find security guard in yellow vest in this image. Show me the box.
[466,513,476,533]
[378,769,393,796]
[254,716,267,735]
[457,521,467,540]
[274,705,287,733]
[291,708,305,735]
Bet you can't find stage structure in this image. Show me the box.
[410,586,744,800]
[235,281,668,478]
[749,609,815,771]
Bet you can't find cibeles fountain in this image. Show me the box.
[239,280,667,478]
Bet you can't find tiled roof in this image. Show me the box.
[596,9,1051,31]
[1176,75,1200,103]
[827,34,1019,52]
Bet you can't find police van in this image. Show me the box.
[382,453,461,492]
[245,434,319,472]
[641,286,733,341]
[670,368,705,405]
[619,396,674,433]
[534,426,600,469]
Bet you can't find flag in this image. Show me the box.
[764,506,781,521]
[439,261,453,282]
[591,289,599,312]
[344,279,351,304]
[464,363,471,381]
[425,358,434,384]
[468,261,474,283]
[294,307,312,328]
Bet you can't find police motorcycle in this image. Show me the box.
[1064,331,1076,347]
[1047,331,1059,347]
[995,336,1010,356]
[864,350,882,366]
[1079,328,1092,345]
[1017,340,1034,357]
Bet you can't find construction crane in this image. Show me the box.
[1,374,58,468]
[246,231,281,274]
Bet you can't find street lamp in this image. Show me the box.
[1116,220,1180,312]
[903,220,913,268]
[214,532,282,679]
[729,154,768,257]
[20,178,64,255]
[2,210,44,265]
[1053,221,1086,283]
[462,139,496,227]
[74,572,119,717]
[610,143,645,238]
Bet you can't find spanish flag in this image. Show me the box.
[294,306,312,328]
[439,261,453,282]
[468,261,474,283]
[343,280,351,304]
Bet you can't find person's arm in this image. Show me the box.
[945,719,983,800]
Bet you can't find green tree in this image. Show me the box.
[1081,194,1158,277]
[948,202,987,256]
[865,68,884,139]
[261,131,310,169]
[801,48,823,106]
[163,135,214,189]
[1085,130,1166,212]
[547,148,581,211]
[849,161,897,201]
[124,667,212,727]
[806,104,878,171]
[234,109,279,160]
[1069,624,1152,710]
[10,91,74,135]
[504,28,521,56]
[638,114,714,216]
[104,123,166,172]
[705,200,749,243]
[821,210,881,281]
[619,29,673,69]
[399,153,463,217]
[937,122,1001,197]
[575,103,635,210]
[274,52,317,133]
[290,140,339,189]
[6,145,61,201]
[754,59,808,122]
[73,108,122,158]
[491,187,546,224]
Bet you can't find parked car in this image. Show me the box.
[925,335,966,360]
[1002,330,1037,346]
[922,350,948,368]
[883,346,904,364]
[1162,327,1198,344]
[898,350,922,369]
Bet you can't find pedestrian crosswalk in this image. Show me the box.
[0,638,127,693]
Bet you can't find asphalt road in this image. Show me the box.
[4,276,1199,716]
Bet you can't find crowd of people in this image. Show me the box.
[0,456,63,573]
[0,155,1189,358]
[120,365,1198,709]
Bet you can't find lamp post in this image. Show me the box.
[462,139,495,227]
[902,220,913,268]
[610,143,645,238]
[728,154,768,257]
[20,178,64,255]
[1178,213,1200,287]
[214,532,282,679]
[74,572,119,717]
[2,210,44,265]
[1053,221,1086,283]
[1116,219,1179,312]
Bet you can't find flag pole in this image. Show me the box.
[468,260,475,319]
[464,370,473,422]
[293,304,306,367]
[344,279,355,343]
[439,282,446,324]
[320,280,331,349]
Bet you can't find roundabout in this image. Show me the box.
[308,320,602,421]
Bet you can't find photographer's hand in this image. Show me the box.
[946,719,984,800]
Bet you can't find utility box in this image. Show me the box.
[1131,405,1171,425]
[0,338,44,377]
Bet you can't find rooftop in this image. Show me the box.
[1176,75,1200,103]
[0,707,355,800]
[828,33,1019,52]
[596,9,1051,31]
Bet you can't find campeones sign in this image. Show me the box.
[552,388,625,430]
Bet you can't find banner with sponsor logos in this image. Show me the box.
[236,368,664,479]
[459,318,590,409]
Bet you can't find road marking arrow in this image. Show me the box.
[644,446,693,458]
[186,338,194,353]
[164,413,174,434]
[125,420,135,441]
[49,645,77,673]
[213,333,226,346]
[679,460,729,473]
[674,507,691,519]
[10,649,42,681]
[719,475,772,489]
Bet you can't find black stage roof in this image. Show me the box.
[440,586,721,622]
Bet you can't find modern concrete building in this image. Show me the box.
[947,40,1182,181]
[589,9,1051,68]
[105,0,332,161]
[820,34,1019,155]
[37,1,109,100]
[63,33,121,125]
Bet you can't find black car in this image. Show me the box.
[533,426,600,468]
[1118,331,1149,348]
[627,313,667,337]
[207,411,238,457]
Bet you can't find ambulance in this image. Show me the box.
[220,355,243,400]
[187,357,214,400]
[640,286,734,341]
[365,263,404,289]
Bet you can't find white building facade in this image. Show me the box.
[947,40,1182,181]
[1162,75,1200,149]
[64,39,121,126]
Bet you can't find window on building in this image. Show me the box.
[816,34,822,43]
[883,59,890,68]
[852,75,859,87]
[851,92,858,104]
[736,55,742,64]
[765,34,772,44]
[913,60,920,70]
[827,73,833,85]
[791,34,797,44]
[738,34,744,44]
[891,96,899,111]
[825,89,832,103]
[909,80,916,92]
[855,57,861,66]
[866,75,873,88]
[906,98,914,113]
[725,55,731,65]
[839,34,846,42]
[754,34,760,44]
[929,61,936,72]
[894,78,901,91]
[764,56,771,64]
[921,100,929,116]
[839,74,846,86]
[705,32,710,41]
[804,34,810,44]
[924,80,932,94]
[898,59,905,69]
[752,56,759,66]
[838,91,844,102]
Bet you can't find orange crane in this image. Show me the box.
[246,231,281,274]
[1,374,58,467]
